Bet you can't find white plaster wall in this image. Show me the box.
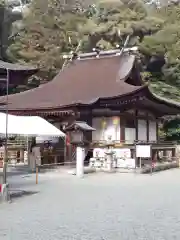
[138,119,147,141]
[125,128,136,144]
[149,120,157,141]
[92,117,120,141]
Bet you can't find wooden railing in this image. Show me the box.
[91,140,177,147]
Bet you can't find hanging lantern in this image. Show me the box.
[101,118,107,128]
[112,117,119,125]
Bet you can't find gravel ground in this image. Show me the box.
[0,169,180,240]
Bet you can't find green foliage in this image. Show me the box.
[139,4,180,97]
[7,0,89,80]
[163,119,180,141]
[80,0,164,50]
[0,0,22,60]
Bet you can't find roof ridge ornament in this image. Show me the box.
[62,35,139,61]
[62,40,82,68]
[62,36,139,63]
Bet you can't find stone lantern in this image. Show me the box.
[65,121,95,177]
[104,135,115,172]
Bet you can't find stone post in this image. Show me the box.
[106,153,113,171]
[76,146,85,178]
[0,175,10,203]
[175,145,180,167]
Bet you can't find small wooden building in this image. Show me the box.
[0,49,180,164]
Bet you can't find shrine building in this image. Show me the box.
[0,49,179,164]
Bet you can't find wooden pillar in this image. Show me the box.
[87,111,93,142]
[152,149,157,163]
[79,110,92,142]
[172,148,176,162]
[156,120,159,143]
[120,116,125,143]
[20,148,24,162]
[146,114,149,143]
[163,150,168,161]
[135,110,138,141]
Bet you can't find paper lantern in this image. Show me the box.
[101,119,107,128]
[112,117,119,125]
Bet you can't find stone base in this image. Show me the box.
[0,183,10,203]
[68,167,96,175]
[102,168,116,173]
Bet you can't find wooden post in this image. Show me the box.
[146,113,149,142]
[36,165,38,184]
[172,148,176,162]
[120,116,125,143]
[135,110,138,141]
[20,148,24,163]
[140,157,142,168]
[156,120,159,142]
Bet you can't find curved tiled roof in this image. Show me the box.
[0,53,144,110]
[0,61,38,86]
[0,61,36,71]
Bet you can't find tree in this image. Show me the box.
[162,118,180,141]
[0,0,22,60]
[80,0,164,51]
[140,3,180,100]
[7,0,92,81]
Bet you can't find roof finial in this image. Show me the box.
[71,51,78,61]
[92,47,100,58]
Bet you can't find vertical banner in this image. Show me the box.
[112,117,120,141]
[101,118,107,140]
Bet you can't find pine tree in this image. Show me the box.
[80,0,164,51]
[7,0,90,81]
[0,0,22,60]
[140,3,180,100]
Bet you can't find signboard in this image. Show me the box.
[114,148,131,159]
[117,158,135,169]
[91,148,135,169]
[93,148,131,159]
[136,145,151,158]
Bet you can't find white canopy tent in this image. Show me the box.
[0,112,65,137]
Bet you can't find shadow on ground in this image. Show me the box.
[10,190,39,200]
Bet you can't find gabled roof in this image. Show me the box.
[0,60,36,71]
[0,61,38,86]
[65,121,96,131]
[0,49,179,116]
[0,52,144,110]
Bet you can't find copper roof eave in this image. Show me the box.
[4,103,82,112]
[94,85,147,102]
[5,108,76,117]
[145,88,180,112]
[4,86,147,112]
[0,61,37,71]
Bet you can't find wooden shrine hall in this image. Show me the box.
[0,49,180,164]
